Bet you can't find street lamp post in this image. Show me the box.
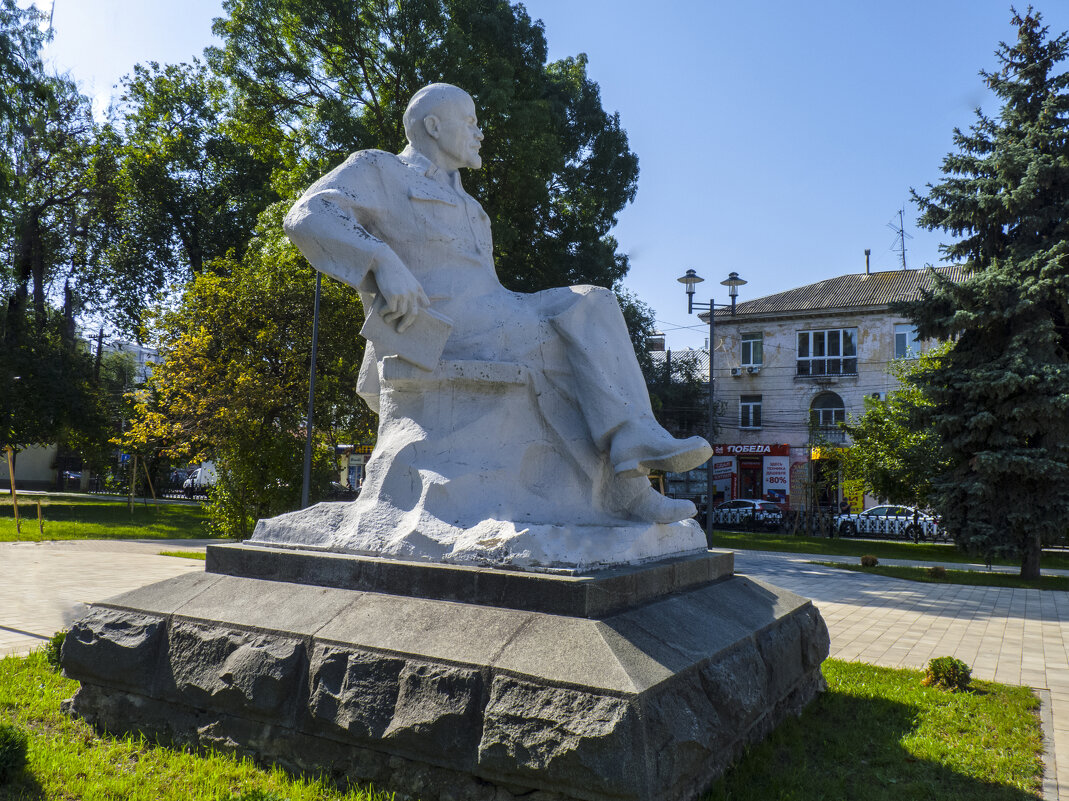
[677,269,746,542]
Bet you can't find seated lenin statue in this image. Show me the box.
[250,84,713,570]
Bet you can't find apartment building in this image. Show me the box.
[671,265,964,511]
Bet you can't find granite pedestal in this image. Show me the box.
[61,544,829,801]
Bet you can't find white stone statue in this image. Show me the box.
[250,83,712,570]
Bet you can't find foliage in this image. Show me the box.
[841,344,950,508]
[208,0,639,295]
[86,61,277,331]
[923,656,973,692]
[0,2,123,463]
[0,721,27,784]
[643,347,710,439]
[42,630,65,672]
[123,204,374,538]
[860,554,878,567]
[0,650,388,798]
[902,9,1069,579]
[706,660,1041,800]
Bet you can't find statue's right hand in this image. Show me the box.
[373,253,429,333]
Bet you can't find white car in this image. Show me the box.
[834,505,945,541]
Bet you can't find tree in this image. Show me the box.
[0,3,105,459]
[86,61,277,331]
[903,8,1069,578]
[207,0,639,294]
[841,346,950,508]
[123,203,375,538]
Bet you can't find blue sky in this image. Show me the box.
[26,0,1069,349]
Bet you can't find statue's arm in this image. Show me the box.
[283,156,428,331]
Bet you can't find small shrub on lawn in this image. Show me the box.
[923,655,972,691]
[860,555,878,567]
[43,630,66,671]
[928,565,947,579]
[0,722,28,784]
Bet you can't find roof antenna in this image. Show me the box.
[48,0,55,34]
[864,248,871,275]
[887,207,912,270]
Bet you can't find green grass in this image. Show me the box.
[810,560,1069,591]
[706,660,1044,801]
[159,550,207,560]
[0,651,1044,800]
[0,651,385,800]
[712,529,1069,571]
[0,495,211,542]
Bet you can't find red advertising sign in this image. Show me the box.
[712,443,791,456]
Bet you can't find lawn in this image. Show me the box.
[713,529,1069,571]
[811,560,1069,591]
[0,495,211,542]
[0,652,1044,801]
[706,660,1043,801]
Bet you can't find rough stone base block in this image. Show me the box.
[62,551,829,801]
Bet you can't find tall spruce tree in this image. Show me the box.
[904,8,1069,578]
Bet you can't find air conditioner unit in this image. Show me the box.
[730,367,742,377]
[747,366,760,374]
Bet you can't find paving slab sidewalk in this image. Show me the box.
[0,539,211,657]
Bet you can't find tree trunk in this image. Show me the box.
[1020,530,1042,580]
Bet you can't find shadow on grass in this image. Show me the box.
[0,767,47,800]
[704,689,1039,801]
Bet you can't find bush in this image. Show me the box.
[0,722,28,784]
[43,630,66,671]
[860,555,879,567]
[928,566,947,579]
[923,656,972,691]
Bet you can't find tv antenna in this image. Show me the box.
[887,207,912,269]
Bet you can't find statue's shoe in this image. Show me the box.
[610,421,712,478]
[626,487,698,524]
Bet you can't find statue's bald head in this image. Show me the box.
[403,83,483,172]
[403,83,473,147]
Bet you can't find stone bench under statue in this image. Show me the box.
[61,83,829,801]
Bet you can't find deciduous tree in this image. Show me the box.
[841,346,949,509]
[123,204,374,537]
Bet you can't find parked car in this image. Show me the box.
[183,463,218,499]
[710,499,784,531]
[834,504,944,541]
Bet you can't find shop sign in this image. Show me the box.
[713,443,791,456]
[763,455,790,502]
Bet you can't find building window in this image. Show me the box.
[894,323,919,359]
[741,332,763,366]
[810,391,845,428]
[740,395,762,429]
[797,328,857,375]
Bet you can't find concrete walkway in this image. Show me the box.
[734,549,1067,801]
[0,539,209,656]
[1,540,1064,797]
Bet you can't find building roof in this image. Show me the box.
[709,265,966,320]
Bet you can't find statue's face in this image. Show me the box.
[429,94,483,170]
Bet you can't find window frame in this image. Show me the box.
[797,328,858,376]
[740,394,762,429]
[894,323,919,359]
[741,332,764,367]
